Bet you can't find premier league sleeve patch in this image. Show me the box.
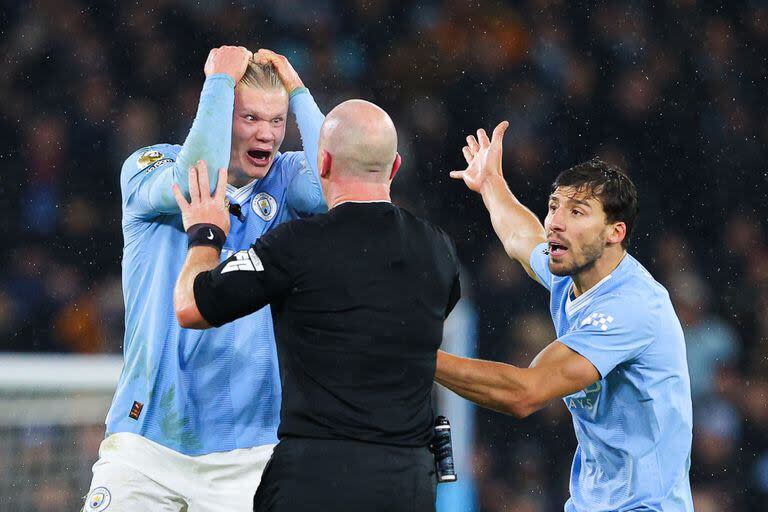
[136,150,164,169]
[84,486,112,511]
[252,192,278,221]
[136,149,174,173]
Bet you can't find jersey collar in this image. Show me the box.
[225,151,283,203]
[227,179,257,204]
[564,252,632,317]
[565,272,613,317]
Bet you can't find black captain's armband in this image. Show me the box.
[187,223,226,251]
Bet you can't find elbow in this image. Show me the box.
[496,385,544,419]
[174,301,207,330]
[174,303,195,329]
[507,401,540,419]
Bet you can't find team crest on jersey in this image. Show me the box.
[136,149,164,169]
[85,487,111,511]
[252,192,277,221]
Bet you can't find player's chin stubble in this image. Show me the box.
[550,237,605,277]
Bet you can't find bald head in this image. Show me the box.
[318,100,398,181]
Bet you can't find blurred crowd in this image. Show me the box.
[1,0,767,510]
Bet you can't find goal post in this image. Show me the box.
[0,354,122,511]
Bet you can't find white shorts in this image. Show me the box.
[82,432,275,512]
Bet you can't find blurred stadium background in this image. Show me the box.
[1,0,767,510]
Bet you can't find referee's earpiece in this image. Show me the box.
[390,153,402,181]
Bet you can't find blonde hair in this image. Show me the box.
[240,61,284,91]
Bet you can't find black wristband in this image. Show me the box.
[187,223,226,250]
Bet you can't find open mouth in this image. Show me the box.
[246,149,271,166]
[549,242,569,257]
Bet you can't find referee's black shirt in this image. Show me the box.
[194,201,460,447]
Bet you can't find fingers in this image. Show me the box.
[197,160,210,201]
[491,120,509,144]
[466,135,479,153]
[256,49,283,68]
[172,183,189,210]
[257,48,278,58]
[188,161,202,203]
[462,146,473,164]
[214,167,228,202]
[449,170,466,180]
[477,128,490,148]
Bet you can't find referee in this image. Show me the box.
[172,99,461,512]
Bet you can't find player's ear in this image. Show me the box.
[389,153,402,181]
[607,221,626,246]
[320,150,332,178]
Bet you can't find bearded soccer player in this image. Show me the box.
[437,122,693,511]
[82,47,326,511]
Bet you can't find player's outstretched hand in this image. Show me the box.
[204,46,253,83]
[172,161,231,236]
[254,48,305,93]
[450,121,509,194]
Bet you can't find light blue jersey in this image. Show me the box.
[106,74,325,456]
[529,243,693,511]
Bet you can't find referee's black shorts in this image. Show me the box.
[253,437,437,512]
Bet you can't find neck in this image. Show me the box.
[326,182,391,209]
[571,247,627,297]
[227,166,263,189]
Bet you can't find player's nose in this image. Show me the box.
[254,122,275,142]
[547,208,566,231]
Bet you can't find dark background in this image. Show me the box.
[1,1,767,510]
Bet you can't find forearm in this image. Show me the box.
[289,88,323,175]
[480,175,546,263]
[435,350,537,418]
[174,246,220,329]
[148,74,235,212]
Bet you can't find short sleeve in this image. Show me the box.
[447,273,461,318]
[558,296,654,378]
[443,234,462,317]
[193,227,295,327]
[529,242,554,291]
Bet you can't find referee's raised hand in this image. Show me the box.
[172,160,231,236]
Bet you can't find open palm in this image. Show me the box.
[450,121,509,193]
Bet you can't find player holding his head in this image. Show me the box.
[171,99,462,511]
[437,122,693,511]
[83,47,326,511]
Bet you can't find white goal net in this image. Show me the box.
[0,354,121,511]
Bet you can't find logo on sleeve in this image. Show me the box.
[222,249,265,273]
[85,487,111,511]
[136,149,164,168]
[136,149,174,173]
[252,192,277,221]
[581,312,614,331]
